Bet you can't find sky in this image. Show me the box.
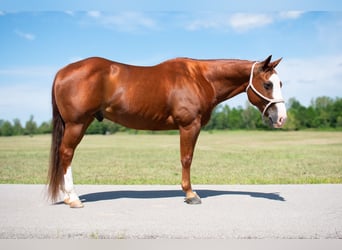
[1,1,342,124]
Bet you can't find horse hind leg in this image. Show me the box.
[179,118,202,204]
[60,121,92,208]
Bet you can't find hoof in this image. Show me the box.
[64,198,84,208]
[64,197,71,205]
[69,199,84,208]
[184,192,202,205]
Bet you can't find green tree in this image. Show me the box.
[0,121,14,136]
[38,121,52,134]
[336,116,342,128]
[286,97,307,129]
[330,97,342,128]
[311,96,334,128]
[203,106,220,130]
[241,103,261,129]
[86,119,124,134]
[213,111,227,130]
[86,120,107,134]
[283,111,301,130]
[227,106,244,129]
[103,119,121,134]
[25,115,37,136]
[12,118,24,135]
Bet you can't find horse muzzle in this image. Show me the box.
[269,115,287,128]
[267,103,287,128]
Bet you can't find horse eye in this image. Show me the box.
[263,81,273,90]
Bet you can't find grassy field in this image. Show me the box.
[0,131,341,185]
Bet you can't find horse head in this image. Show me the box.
[246,55,287,128]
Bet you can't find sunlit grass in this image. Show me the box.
[0,131,341,184]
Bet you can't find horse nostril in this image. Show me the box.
[278,116,286,126]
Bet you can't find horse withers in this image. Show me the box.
[48,55,286,208]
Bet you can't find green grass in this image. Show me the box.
[0,131,341,184]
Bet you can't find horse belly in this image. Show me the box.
[104,106,177,130]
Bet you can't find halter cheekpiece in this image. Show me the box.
[246,61,285,117]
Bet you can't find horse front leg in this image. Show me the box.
[179,118,202,204]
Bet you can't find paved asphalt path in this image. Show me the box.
[0,184,341,239]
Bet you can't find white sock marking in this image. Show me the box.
[64,166,80,202]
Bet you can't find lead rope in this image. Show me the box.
[245,62,284,117]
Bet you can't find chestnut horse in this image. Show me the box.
[48,55,287,208]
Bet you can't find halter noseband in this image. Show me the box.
[246,62,285,117]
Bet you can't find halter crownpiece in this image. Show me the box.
[246,61,285,117]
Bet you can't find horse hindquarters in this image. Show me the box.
[48,80,92,208]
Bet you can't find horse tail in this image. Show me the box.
[48,77,65,202]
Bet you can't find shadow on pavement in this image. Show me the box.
[78,189,285,203]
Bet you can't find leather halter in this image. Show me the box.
[246,62,285,117]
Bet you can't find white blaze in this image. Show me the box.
[269,73,287,125]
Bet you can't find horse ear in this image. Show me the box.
[260,55,272,72]
[259,55,282,72]
[269,57,282,69]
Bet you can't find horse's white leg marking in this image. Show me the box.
[63,166,80,203]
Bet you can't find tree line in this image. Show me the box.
[205,96,342,131]
[1,96,341,136]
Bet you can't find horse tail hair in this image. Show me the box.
[48,77,65,202]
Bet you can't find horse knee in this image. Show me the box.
[181,155,193,168]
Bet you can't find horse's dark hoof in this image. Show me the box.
[184,193,202,205]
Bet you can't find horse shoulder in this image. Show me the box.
[166,61,216,127]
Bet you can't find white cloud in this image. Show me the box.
[185,12,274,32]
[14,29,36,41]
[279,11,304,20]
[229,13,273,32]
[87,10,101,18]
[86,11,157,32]
[185,13,228,31]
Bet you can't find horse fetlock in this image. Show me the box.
[181,180,191,192]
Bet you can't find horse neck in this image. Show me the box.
[202,60,253,105]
